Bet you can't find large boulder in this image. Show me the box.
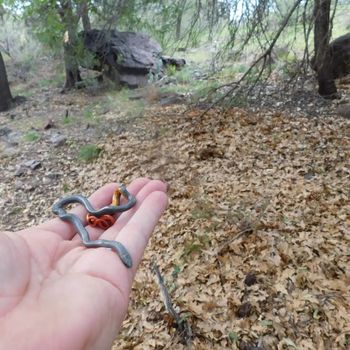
[327,33,350,80]
[80,29,185,88]
[311,33,350,97]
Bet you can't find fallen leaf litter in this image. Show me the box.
[0,104,349,349]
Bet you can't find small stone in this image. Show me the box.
[336,103,350,119]
[50,133,66,147]
[244,273,257,286]
[46,172,61,179]
[43,177,51,185]
[15,180,25,190]
[15,181,35,192]
[159,94,185,106]
[0,127,12,137]
[44,119,55,129]
[304,170,316,180]
[236,302,252,318]
[14,166,26,177]
[23,159,41,170]
[239,342,263,350]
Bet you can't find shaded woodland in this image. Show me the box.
[0,0,349,349]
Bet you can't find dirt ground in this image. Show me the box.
[0,79,349,349]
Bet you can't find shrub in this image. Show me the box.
[78,144,102,162]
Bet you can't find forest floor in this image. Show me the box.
[0,71,350,349]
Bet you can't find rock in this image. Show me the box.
[14,166,26,177]
[0,141,20,157]
[161,56,186,69]
[43,177,52,185]
[15,180,35,192]
[0,127,21,145]
[311,33,350,96]
[43,119,55,129]
[23,159,41,170]
[0,129,22,157]
[336,103,350,119]
[0,127,12,137]
[244,273,257,286]
[239,342,264,350]
[50,133,66,147]
[236,302,253,318]
[46,172,61,180]
[159,93,186,106]
[328,33,350,80]
[80,29,185,88]
[304,170,316,180]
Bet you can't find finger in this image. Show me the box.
[107,190,168,273]
[37,178,150,240]
[91,180,167,242]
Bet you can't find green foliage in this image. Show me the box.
[171,265,181,280]
[0,15,44,75]
[103,89,145,121]
[174,67,192,84]
[62,183,70,193]
[260,319,273,327]
[191,200,214,220]
[183,242,203,256]
[24,130,40,142]
[83,108,94,120]
[166,64,177,76]
[10,206,22,215]
[63,115,74,125]
[228,331,239,343]
[39,74,65,88]
[24,3,64,51]
[78,144,101,162]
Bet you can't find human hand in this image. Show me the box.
[0,178,168,350]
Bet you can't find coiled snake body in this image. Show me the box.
[52,185,136,268]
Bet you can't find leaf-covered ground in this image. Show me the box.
[0,90,349,349]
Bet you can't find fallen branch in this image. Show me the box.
[151,262,192,346]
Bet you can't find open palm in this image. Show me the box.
[0,178,168,350]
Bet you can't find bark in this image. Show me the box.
[176,0,187,41]
[79,1,91,31]
[176,11,182,41]
[207,0,218,42]
[59,0,82,90]
[63,42,82,89]
[313,0,337,97]
[0,51,13,112]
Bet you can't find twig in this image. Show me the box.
[216,227,253,255]
[151,262,192,346]
[200,0,303,116]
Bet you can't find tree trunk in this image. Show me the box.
[0,51,13,112]
[59,0,82,90]
[176,13,182,41]
[207,0,218,42]
[80,1,91,31]
[63,37,82,90]
[313,0,337,97]
[176,0,187,41]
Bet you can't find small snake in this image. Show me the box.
[52,185,136,268]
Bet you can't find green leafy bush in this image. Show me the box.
[24,130,40,142]
[78,144,102,162]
